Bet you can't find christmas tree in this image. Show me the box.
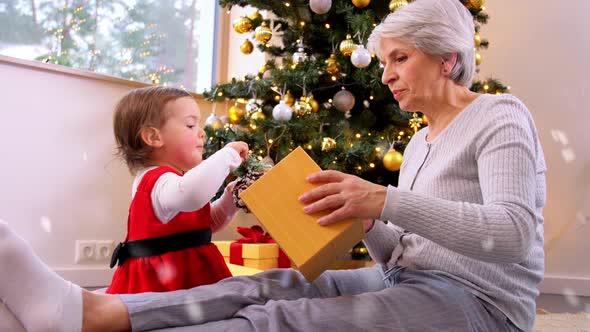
[203,0,507,185]
[203,0,508,258]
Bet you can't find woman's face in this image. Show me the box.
[379,37,445,112]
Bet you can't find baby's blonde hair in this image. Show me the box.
[113,86,192,174]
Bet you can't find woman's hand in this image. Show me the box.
[298,170,387,226]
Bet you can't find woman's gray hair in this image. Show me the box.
[367,0,476,86]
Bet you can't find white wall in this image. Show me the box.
[0,59,137,286]
[479,0,590,295]
[0,59,236,286]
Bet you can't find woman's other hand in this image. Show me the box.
[298,170,387,226]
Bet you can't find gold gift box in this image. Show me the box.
[239,147,364,282]
[213,241,281,270]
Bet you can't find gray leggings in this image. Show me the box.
[120,266,518,331]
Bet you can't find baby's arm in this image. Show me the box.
[152,147,242,223]
[210,183,238,233]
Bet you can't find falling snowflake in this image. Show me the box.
[481,237,494,252]
[40,216,52,233]
[562,288,580,307]
[156,262,178,285]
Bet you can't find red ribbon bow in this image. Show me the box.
[229,226,290,268]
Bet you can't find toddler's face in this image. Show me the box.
[158,97,206,171]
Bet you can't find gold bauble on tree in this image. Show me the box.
[321,137,337,151]
[339,34,357,57]
[325,53,340,75]
[466,0,485,10]
[254,22,273,44]
[308,95,320,112]
[383,148,403,171]
[233,16,253,34]
[389,0,408,12]
[422,114,428,126]
[250,111,266,121]
[352,0,371,8]
[228,104,246,124]
[474,32,481,47]
[475,51,482,65]
[284,91,295,107]
[240,39,254,54]
[249,10,263,21]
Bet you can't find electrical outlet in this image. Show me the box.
[75,240,115,264]
[74,240,96,264]
[95,240,115,262]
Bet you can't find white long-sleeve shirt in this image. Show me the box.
[132,147,242,232]
[363,94,546,332]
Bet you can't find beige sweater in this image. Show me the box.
[364,93,546,332]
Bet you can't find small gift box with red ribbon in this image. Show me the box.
[213,226,291,270]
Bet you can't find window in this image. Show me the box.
[0,0,218,93]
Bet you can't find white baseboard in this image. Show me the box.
[54,267,115,288]
[539,275,590,296]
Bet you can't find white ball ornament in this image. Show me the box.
[333,88,356,113]
[351,45,372,68]
[272,101,293,121]
[310,0,332,14]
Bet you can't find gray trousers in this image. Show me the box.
[120,266,518,332]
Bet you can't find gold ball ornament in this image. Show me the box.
[466,0,485,10]
[389,0,408,12]
[233,16,253,34]
[254,22,273,44]
[308,96,320,112]
[284,91,295,107]
[474,32,481,47]
[228,104,246,124]
[475,51,482,66]
[321,137,337,151]
[339,34,357,57]
[240,39,254,54]
[383,149,403,171]
[250,111,266,121]
[249,10,263,21]
[422,114,428,126]
[325,53,340,75]
[352,0,371,8]
[353,245,368,255]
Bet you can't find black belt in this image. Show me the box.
[110,228,212,268]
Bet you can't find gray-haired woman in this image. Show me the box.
[0,0,543,330]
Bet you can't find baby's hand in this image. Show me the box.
[226,141,249,161]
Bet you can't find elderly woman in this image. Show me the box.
[0,0,544,331]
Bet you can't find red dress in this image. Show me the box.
[106,166,232,294]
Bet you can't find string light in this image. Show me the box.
[325,23,331,29]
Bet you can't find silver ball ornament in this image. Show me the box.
[205,112,222,129]
[333,89,355,113]
[309,0,332,14]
